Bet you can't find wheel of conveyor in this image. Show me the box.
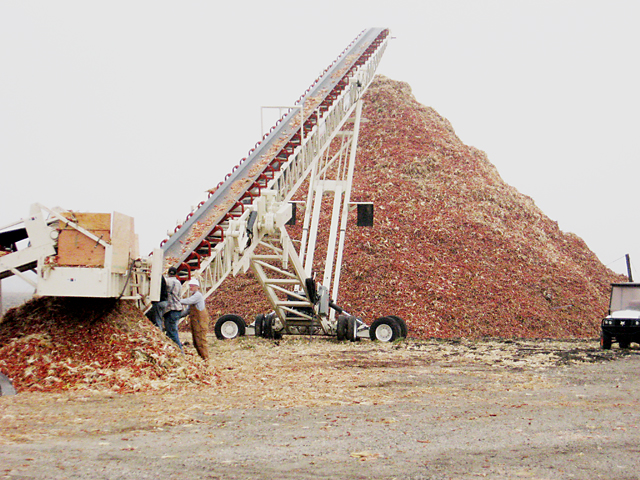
[262,314,273,339]
[254,314,265,337]
[387,315,408,338]
[336,314,348,341]
[266,314,282,340]
[369,316,401,342]
[347,315,359,342]
[214,314,246,340]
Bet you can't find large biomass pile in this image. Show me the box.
[0,76,623,395]
[208,75,623,339]
[0,297,216,393]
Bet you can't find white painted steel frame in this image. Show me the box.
[161,29,388,265]
[184,33,388,333]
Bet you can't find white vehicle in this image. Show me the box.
[601,282,640,349]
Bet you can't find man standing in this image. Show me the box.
[180,278,210,361]
[163,267,184,351]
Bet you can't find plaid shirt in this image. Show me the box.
[165,276,183,311]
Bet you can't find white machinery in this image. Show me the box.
[159,28,405,342]
[0,203,161,302]
[0,28,406,342]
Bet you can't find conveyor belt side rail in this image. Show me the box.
[161,28,389,280]
[165,29,389,332]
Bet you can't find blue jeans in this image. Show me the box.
[148,300,168,330]
[163,310,183,351]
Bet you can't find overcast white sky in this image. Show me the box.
[1,1,639,292]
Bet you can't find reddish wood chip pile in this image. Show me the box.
[0,76,625,396]
[207,75,624,339]
[0,297,217,393]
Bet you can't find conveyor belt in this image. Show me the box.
[161,28,390,280]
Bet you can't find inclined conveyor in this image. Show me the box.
[161,28,390,282]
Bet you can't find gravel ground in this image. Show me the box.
[1,338,640,479]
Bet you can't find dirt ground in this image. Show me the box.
[1,336,640,480]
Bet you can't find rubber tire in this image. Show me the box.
[388,315,408,338]
[369,316,401,342]
[336,315,348,341]
[618,338,631,349]
[254,314,265,337]
[600,331,612,350]
[347,315,359,342]
[264,315,282,340]
[214,314,246,340]
[263,315,273,339]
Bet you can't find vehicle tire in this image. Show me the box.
[618,338,631,349]
[387,315,408,338]
[263,315,273,339]
[600,331,612,350]
[254,314,265,337]
[347,315,359,342]
[214,314,246,340]
[369,316,401,342]
[264,313,282,339]
[336,315,348,341]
